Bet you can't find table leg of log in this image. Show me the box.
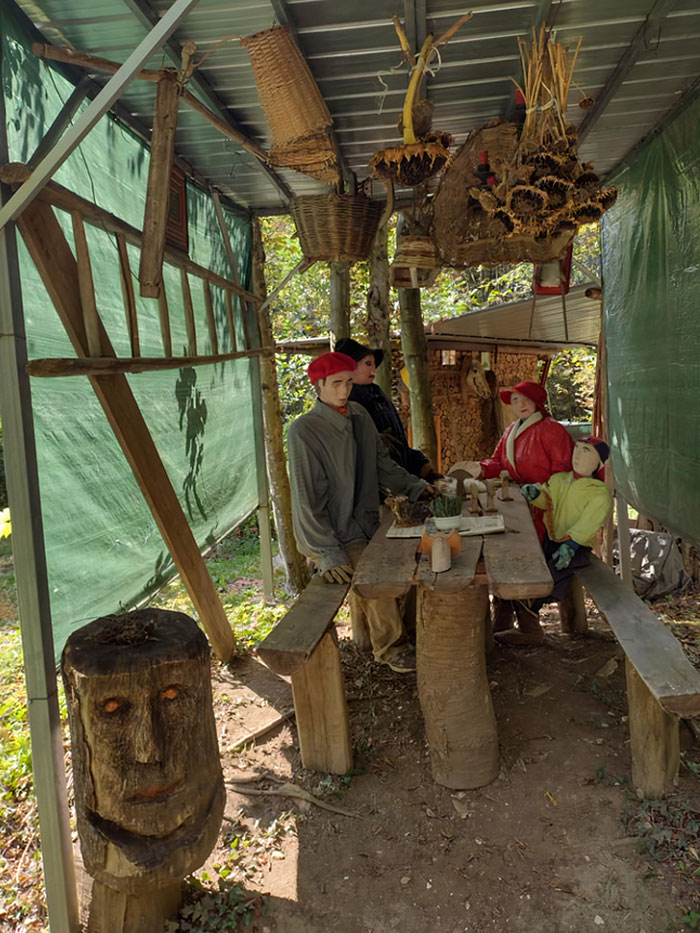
[417,584,499,789]
[626,659,679,798]
[559,578,588,634]
[291,630,353,775]
[88,880,181,933]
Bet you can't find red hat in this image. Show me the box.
[307,351,357,384]
[500,380,548,411]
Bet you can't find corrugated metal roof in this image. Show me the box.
[428,282,601,345]
[12,0,700,212]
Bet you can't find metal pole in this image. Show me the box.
[211,191,274,600]
[0,0,200,233]
[0,219,79,929]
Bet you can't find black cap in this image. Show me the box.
[335,337,384,368]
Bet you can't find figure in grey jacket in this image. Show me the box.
[288,351,429,673]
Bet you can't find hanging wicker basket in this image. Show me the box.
[390,235,442,288]
[290,193,384,263]
[241,26,339,182]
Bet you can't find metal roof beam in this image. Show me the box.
[269,0,355,190]
[120,0,294,203]
[577,0,680,143]
[0,0,200,232]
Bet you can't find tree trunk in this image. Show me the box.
[252,219,310,596]
[366,224,392,396]
[398,285,437,465]
[329,261,351,344]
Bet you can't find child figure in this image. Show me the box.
[495,436,613,647]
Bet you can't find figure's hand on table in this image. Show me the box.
[322,565,354,584]
[552,541,579,570]
[417,484,437,501]
[520,483,541,502]
[433,477,455,496]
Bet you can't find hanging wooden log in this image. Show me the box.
[62,609,225,931]
[17,198,235,661]
[139,72,180,298]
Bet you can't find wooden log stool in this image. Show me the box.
[61,609,225,933]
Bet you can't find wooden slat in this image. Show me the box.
[26,346,268,377]
[202,280,219,355]
[256,575,349,675]
[180,267,197,356]
[138,73,179,298]
[70,211,100,356]
[17,198,234,662]
[157,282,173,356]
[116,232,139,357]
[225,290,237,352]
[352,511,419,598]
[416,537,482,593]
[577,556,700,717]
[482,487,553,599]
[626,658,680,798]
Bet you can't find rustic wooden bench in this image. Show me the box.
[575,555,700,798]
[256,576,353,775]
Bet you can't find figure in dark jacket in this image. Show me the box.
[335,337,439,480]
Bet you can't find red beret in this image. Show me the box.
[307,351,357,384]
[500,380,548,410]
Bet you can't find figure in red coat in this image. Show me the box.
[463,380,574,635]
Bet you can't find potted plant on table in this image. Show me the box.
[430,494,464,530]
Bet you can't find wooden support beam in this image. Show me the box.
[366,223,391,396]
[398,285,437,466]
[70,211,101,356]
[26,346,267,378]
[139,72,180,298]
[180,268,197,356]
[626,659,679,799]
[116,233,140,356]
[202,280,219,355]
[329,262,351,344]
[559,577,587,634]
[17,198,235,661]
[0,163,260,306]
[157,282,173,357]
[224,290,237,352]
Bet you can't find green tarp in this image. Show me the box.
[602,91,700,548]
[1,6,258,656]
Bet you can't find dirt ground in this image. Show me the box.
[192,599,700,933]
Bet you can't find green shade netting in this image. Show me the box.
[1,7,258,656]
[601,90,700,548]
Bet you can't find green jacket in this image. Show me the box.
[288,399,427,573]
[531,471,612,548]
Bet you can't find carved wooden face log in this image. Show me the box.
[62,609,225,892]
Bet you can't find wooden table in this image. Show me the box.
[353,487,552,790]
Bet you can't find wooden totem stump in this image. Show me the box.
[61,608,225,933]
[417,584,499,788]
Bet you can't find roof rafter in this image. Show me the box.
[577,0,680,143]
[120,0,295,204]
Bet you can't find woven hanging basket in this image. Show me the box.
[290,193,384,263]
[241,26,339,182]
[390,236,441,288]
[443,231,574,268]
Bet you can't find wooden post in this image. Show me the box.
[0,213,79,929]
[138,72,179,298]
[290,630,353,774]
[17,198,235,661]
[329,261,351,344]
[251,218,309,596]
[417,584,499,788]
[71,211,101,357]
[398,285,437,466]
[559,577,588,634]
[157,283,172,357]
[202,280,219,355]
[616,491,634,588]
[626,659,679,798]
[180,267,197,356]
[366,224,392,396]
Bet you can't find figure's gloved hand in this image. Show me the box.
[417,484,437,501]
[520,483,541,502]
[552,540,580,570]
[322,565,354,584]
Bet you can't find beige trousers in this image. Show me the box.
[345,540,406,663]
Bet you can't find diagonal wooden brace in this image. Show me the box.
[17,198,234,661]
